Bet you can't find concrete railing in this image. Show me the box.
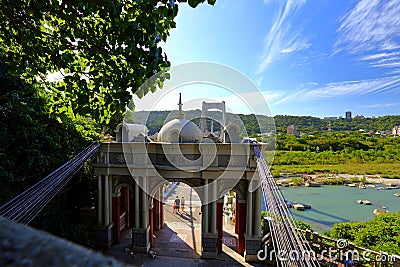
[0,216,123,267]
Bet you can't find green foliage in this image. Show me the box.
[0,63,99,238]
[134,110,400,138]
[271,131,400,176]
[296,220,313,231]
[0,0,215,123]
[290,177,303,186]
[326,212,400,255]
[274,115,400,134]
[64,223,95,248]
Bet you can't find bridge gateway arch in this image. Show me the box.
[94,98,265,262]
[94,97,320,266]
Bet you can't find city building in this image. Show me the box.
[393,126,400,136]
[287,125,297,135]
[324,117,338,121]
[345,111,352,120]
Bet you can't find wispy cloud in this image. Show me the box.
[336,0,400,53]
[380,41,400,51]
[256,76,263,87]
[272,75,400,106]
[335,0,400,72]
[359,52,400,61]
[257,0,310,74]
[263,0,274,5]
[358,103,399,109]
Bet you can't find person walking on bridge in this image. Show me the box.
[174,196,181,213]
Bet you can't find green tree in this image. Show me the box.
[327,212,400,255]
[0,0,215,123]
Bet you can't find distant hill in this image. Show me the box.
[131,110,400,136]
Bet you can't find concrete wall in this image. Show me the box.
[0,216,123,267]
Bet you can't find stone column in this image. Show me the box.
[96,175,113,249]
[244,188,262,262]
[132,177,150,253]
[97,175,102,226]
[104,175,110,226]
[202,179,218,259]
[149,203,154,247]
[134,181,140,228]
[125,187,130,228]
[108,175,113,226]
[160,186,165,228]
[254,188,262,237]
[211,182,217,234]
[141,177,148,228]
[235,194,239,235]
[203,179,209,233]
[246,189,253,236]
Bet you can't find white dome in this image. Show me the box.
[157,118,203,143]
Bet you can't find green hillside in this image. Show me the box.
[133,110,400,136]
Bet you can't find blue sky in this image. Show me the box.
[156,0,400,118]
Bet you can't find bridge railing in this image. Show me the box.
[298,229,400,267]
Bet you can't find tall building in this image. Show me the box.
[345,111,352,120]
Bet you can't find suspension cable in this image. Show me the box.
[0,142,100,225]
[252,142,320,267]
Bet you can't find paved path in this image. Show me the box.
[106,183,266,266]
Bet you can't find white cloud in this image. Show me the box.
[271,75,400,106]
[336,0,400,53]
[380,41,400,51]
[359,52,400,61]
[263,0,274,5]
[358,103,398,108]
[335,0,400,74]
[370,62,400,68]
[257,0,309,73]
[256,76,263,87]
[306,82,318,86]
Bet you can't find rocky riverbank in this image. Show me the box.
[277,173,400,186]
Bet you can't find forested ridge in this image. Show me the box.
[133,110,400,135]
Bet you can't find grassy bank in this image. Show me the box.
[271,149,400,178]
[271,163,400,178]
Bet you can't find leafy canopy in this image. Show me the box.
[0,0,215,123]
[326,212,400,255]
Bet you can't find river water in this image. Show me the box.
[262,185,400,233]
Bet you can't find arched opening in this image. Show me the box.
[221,191,238,253]
[112,183,133,244]
[217,189,246,258]
[152,182,202,259]
[220,191,239,253]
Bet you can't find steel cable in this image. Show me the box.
[0,143,100,224]
[253,144,320,267]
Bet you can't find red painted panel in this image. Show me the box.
[237,202,246,254]
[217,202,223,253]
[112,196,121,244]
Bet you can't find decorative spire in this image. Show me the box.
[176,93,184,119]
[178,93,183,114]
